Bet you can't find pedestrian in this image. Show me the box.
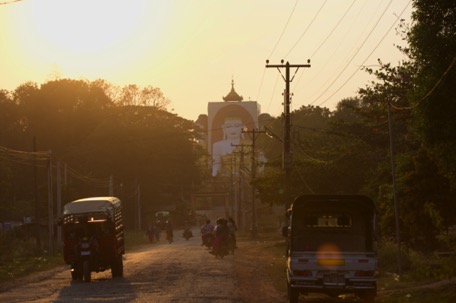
[146,224,154,243]
[200,219,214,247]
[211,217,229,255]
[153,221,161,242]
[227,217,237,248]
[165,219,173,243]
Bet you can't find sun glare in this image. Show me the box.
[9,0,171,82]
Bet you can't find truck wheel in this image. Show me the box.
[73,263,83,280]
[83,260,91,282]
[71,269,78,280]
[287,283,299,303]
[112,255,123,278]
[359,291,376,303]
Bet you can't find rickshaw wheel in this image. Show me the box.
[82,260,91,282]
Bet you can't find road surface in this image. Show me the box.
[0,230,242,303]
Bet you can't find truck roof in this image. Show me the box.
[291,194,375,212]
[63,196,121,215]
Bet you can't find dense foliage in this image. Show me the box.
[1,0,455,257]
[0,79,203,229]
[256,0,456,253]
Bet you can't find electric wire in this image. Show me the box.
[291,0,359,94]
[391,55,456,111]
[314,0,410,107]
[0,0,22,5]
[283,0,329,59]
[309,0,358,60]
[267,0,299,60]
[309,0,395,106]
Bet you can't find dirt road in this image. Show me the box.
[0,230,286,303]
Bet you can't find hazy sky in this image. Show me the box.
[0,0,412,120]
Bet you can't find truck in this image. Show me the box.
[286,194,377,303]
[60,196,125,282]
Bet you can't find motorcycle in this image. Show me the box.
[72,237,95,282]
[182,227,193,240]
[210,233,237,258]
[202,233,213,249]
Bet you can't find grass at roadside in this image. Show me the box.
[0,230,147,283]
[241,231,456,303]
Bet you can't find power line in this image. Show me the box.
[309,0,395,106]
[291,0,359,95]
[392,54,456,111]
[309,0,358,59]
[314,0,411,107]
[0,0,22,5]
[267,0,299,60]
[284,0,329,59]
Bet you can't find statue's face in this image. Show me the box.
[223,119,243,139]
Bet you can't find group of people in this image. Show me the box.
[146,219,174,244]
[200,217,237,255]
[146,216,238,253]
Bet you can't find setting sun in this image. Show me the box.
[1,0,412,120]
[4,0,171,81]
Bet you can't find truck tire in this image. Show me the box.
[359,292,376,303]
[111,255,123,278]
[287,283,299,303]
[83,260,91,282]
[70,264,80,280]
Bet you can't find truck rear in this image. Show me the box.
[61,196,125,282]
[287,194,377,303]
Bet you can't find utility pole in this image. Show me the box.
[33,137,41,252]
[136,181,141,231]
[232,143,248,231]
[47,150,54,256]
[265,60,311,208]
[56,161,62,254]
[242,128,266,237]
[387,102,402,276]
[230,154,237,219]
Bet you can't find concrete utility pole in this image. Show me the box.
[265,60,311,208]
[231,143,248,231]
[242,128,266,237]
[47,150,54,256]
[33,137,41,252]
[387,102,402,276]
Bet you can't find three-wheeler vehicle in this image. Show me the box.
[60,196,125,282]
[286,194,377,303]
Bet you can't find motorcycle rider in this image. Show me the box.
[165,220,174,243]
[182,220,193,239]
[227,217,237,249]
[210,217,229,255]
[200,219,214,247]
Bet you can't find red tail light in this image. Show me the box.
[354,271,374,277]
[293,270,312,277]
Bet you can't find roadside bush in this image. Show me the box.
[0,231,36,263]
[377,237,455,281]
[377,238,411,274]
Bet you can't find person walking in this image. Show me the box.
[165,220,173,243]
[211,217,229,255]
[227,217,237,249]
[200,219,214,247]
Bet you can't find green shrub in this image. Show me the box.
[377,238,455,281]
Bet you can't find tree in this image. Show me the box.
[115,84,170,109]
[397,148,456,251]
[408,0,456,189]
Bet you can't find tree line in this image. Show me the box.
[255,0,456,253]
[0,0,455,254]
[0,79,204,229]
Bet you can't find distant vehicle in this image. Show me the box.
[60,196,125,282]
[286,194,377,303]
